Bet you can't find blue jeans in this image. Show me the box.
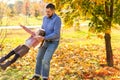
[35,41,59,78]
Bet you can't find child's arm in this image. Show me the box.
[20,24,35,35]
[34,35,44,41]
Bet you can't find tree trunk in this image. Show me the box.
[104,0,114,67]
[104,33,113,66]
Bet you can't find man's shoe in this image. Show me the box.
[43,78,48,80]
[29,76,40,80]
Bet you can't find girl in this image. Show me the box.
[0,25,45,70]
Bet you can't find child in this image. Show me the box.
[0,25,45,70]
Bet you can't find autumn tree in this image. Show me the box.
[0,2,8,51]
[14,1,23,14]
[30,2,40,17]
[23,0,30,16]
[0,2,8,25]
[81,0,120,67]
[30,1,46,17]
[0,2,4,25]
[45,0,120,67]
[0,2,12,26]
[39,1,46,16]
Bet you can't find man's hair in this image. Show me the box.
[46,3,55,10]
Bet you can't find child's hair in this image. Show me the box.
[38,29,45,36]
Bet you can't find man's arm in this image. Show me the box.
[44,17,61,40]
[20,24,35,35]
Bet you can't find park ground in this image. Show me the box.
[0,26,120,80]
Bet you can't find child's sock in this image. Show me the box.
[10,54,20,64]
[0,50,16,63]
[4,50,16,59]
[0,57,6,63]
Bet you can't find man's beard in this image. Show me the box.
[48,13,54,18]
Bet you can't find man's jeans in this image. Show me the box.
[35,41,59,78]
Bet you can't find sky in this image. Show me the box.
[0,0,43,4]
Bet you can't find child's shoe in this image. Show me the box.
[0,61,11,70]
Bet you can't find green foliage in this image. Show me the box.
[88,5,106,33]
[52,0,82,29]
[81,0,110,33]
[113,3,120,24]
[50,0,120,33]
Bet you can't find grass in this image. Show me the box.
[0,27,120,80]
[0,16,43,26]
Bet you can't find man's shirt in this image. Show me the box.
[42,13,61,41]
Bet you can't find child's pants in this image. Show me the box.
[14,45,30,57]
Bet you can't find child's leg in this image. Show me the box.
[4,50,16,59]
[0,45,29,70]
[0,54,20,70]
[5,45,22,59]
[10,54,20,64]
[0,50,16,63]
[0,45,21,63]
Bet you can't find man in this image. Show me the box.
[30,3,61,80]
